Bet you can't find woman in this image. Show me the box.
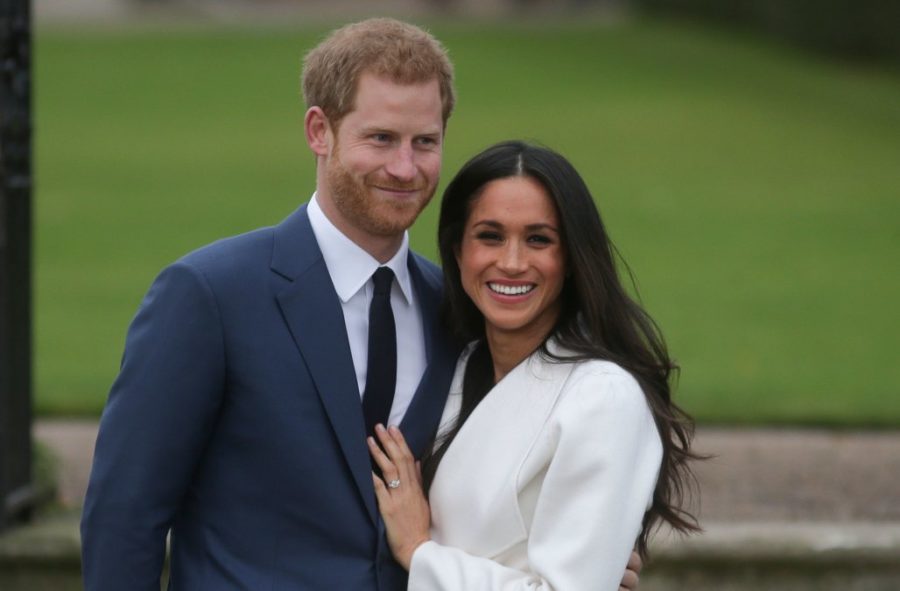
[368,141,699,590]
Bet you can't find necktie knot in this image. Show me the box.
[372,267,394,297]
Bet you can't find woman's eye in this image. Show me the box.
[476,231,502,242]
[528,234,552,245]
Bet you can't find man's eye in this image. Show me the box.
[372,134,390,142]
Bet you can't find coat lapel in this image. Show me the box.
[428,349,576,556]
[271,206,377,525]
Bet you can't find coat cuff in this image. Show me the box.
[408,540,444,590]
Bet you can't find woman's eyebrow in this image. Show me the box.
[471,220,559,233]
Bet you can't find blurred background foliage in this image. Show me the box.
[32,1,900,425]
[636,0,900,63]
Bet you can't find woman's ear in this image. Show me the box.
[304,106,331,156]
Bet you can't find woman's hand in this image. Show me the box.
[369,424,432,571]
[619,550,643,590]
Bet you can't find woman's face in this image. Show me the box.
[456,175,566,348]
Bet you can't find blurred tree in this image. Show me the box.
[636,0,900,62]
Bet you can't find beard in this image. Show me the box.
[325,152,436,238]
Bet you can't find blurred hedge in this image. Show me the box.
[636,0,900,63]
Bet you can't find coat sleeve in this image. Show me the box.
[80,260,226,590]
[408,369,663,591]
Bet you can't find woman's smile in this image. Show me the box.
[486,281,536,297]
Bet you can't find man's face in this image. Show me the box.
[322,73,444,243]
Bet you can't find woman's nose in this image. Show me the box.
[496,242,526,274]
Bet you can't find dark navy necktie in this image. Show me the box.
[362,267,397,436]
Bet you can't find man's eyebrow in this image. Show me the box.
[358,126,391,135]
[356,126,442,136]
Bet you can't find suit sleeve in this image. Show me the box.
[407,370,663,591]
[80,260,226,590]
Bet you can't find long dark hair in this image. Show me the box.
[422,140,701,558]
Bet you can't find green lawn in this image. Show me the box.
[34,19,900,425]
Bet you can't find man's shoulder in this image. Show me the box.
[178,224,276,273]
[178,204,310,269]
[409,250,442,285]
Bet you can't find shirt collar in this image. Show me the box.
[307,193,413,304]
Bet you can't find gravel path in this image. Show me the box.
[34,419,900,522]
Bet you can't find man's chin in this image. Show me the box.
[369,206,426,235]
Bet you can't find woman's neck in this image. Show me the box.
[485,329,545,384]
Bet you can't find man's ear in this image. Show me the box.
[305,106,331,156]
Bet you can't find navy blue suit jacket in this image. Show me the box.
[81,205,459,590]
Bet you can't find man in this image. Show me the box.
[81,18,642,590]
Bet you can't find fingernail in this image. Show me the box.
[375,424,385,433]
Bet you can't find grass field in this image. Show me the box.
[33,19,900,424]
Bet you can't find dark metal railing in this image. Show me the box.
[0,0,33,531]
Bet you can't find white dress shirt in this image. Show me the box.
[307,194,427,427]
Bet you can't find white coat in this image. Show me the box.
[409,342,663,591]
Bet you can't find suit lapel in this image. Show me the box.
[400,255,460,459]
[271,206,377,525]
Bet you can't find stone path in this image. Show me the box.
[34,419,900,523]
[692,428,900,523]
[34,420,98,509]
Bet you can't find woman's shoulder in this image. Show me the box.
[569,358,638,384]
[545,339,640,388]
[558,358,650,419]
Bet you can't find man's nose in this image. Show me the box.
[384,144,417,182]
